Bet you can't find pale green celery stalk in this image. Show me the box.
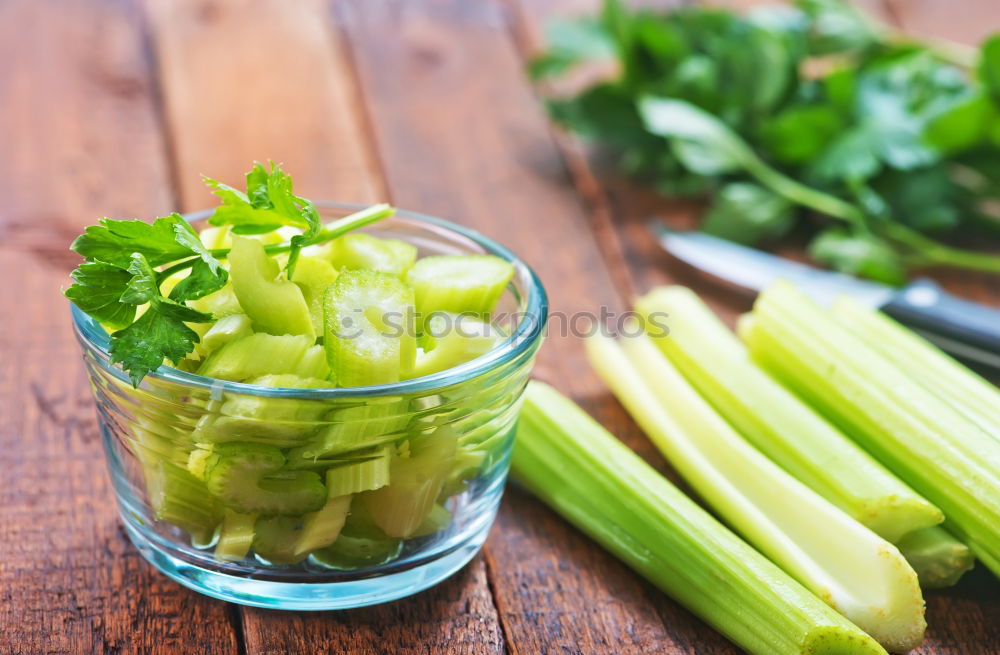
[896,527,975,589]
[832,296,1000,442]
[634,286,942,543]
[512,381,888,655]
[215,509,256,562]
[586,333,925,652]
[743,281,1000,579]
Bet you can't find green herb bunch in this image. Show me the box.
[66,163,391,384]
[532,0,1000,283]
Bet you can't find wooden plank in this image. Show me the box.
[145,0,385,208]
[0,1,239,653]
[146,1,505,652]
[337,1,741,653]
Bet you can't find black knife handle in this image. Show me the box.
[882,279,1000,373]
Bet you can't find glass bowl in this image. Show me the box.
[71,203,547,610]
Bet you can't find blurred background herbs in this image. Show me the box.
[531,0,1000,284]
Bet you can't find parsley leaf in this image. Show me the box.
[71,214,197,268]
[109,301,211,387]
[65,262,136,330]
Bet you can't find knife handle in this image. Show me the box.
[882,279,1000,373]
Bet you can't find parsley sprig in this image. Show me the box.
[533,0,1000,283]
[66,163,393,386]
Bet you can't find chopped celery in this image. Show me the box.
[145,459,222,544]
[189,282,243,319]
[228,235,315,339]
[252,516,308,565]
[408,313,503,379]
[187,443,215,480]
[325,446,392,497]
[328,233,418,277]
[204,443,327,515]
[896,526,975,590]
[513,381,888,655]
[311,533,403,569]
[196,333,314,381]
[199,314,253,355]
[361,432,456,538]
[296,345,332,381]
[634,286,942,543]
[744,281,1000,578]
[404,255,514,324]
[294,494,352,556]
[194,374,330,447]
[410,503,452,538]
[293,397,409,458]
[214,509,257,562]
[587,333,925,652]
[832,296,1000,442]
[323,269,416,386]
[290,255,338,335]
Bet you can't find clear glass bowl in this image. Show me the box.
[71,203,547,610]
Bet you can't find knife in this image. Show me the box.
[651,224,1000,373]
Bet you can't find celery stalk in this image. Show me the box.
[743,281,1000,579]
[896,526,975,590]
[832,296,1000,442]
[586,334,925,652]
[634,286,942,543]
[512,381,888,655]
[214,509,256,562]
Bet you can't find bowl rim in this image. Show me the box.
[71,201,548,398]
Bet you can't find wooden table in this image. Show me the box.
[2,1,998,653]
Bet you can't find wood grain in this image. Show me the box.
[338,1,739,653]
[145,0,385,208]
[0,1,238,653]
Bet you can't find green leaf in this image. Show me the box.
[980,34,1000,98]
[810,127,882,182]
[924,92,992,154]
[873,166,961,232]
[109,303,209,386]
[64,262,136,329]
[528,17,614,80]
[702,183,795,245]
[172,220,224,275]
[760,104,844,164]
[71,214,196,268]
[639,97,751,174]
[120,253,161,305]
[796,0,876,56]
[547,83,648,147]
[169,259,229,302]
[206,162,309,234]
[809,228,906,284]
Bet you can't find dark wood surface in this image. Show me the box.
[1,0,997,653]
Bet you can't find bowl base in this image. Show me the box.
[120,517,489,610]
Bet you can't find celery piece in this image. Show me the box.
[197,333,314,381]
[290,255,339,336]
[297,344,333,381]
[744,281,1000,578]
[194,374,330,447]
[187,443,215,480]
[410,503,452,538]
[214,509,257,562]
[405,255,514,324]
[325,447,392,497]
[229,235,315,339]
[323,270,416,386]
[200,314,254,356]
[832,296,1000,442]
[293,397,409,459]
[634,286,942,543]
[328,233,418,277]
[587,334,925,652]
[513,381,888,655]
[361,431,456,538]
[294,494,353,556]
[189,282,243,319]
[408,313,503,379]
[896,526,975,590]
[204,443,327,515]
[311,533,403,570]
[145,459,222,544]
[252,516,308,565]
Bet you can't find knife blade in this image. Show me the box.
[651,223,1000,373]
